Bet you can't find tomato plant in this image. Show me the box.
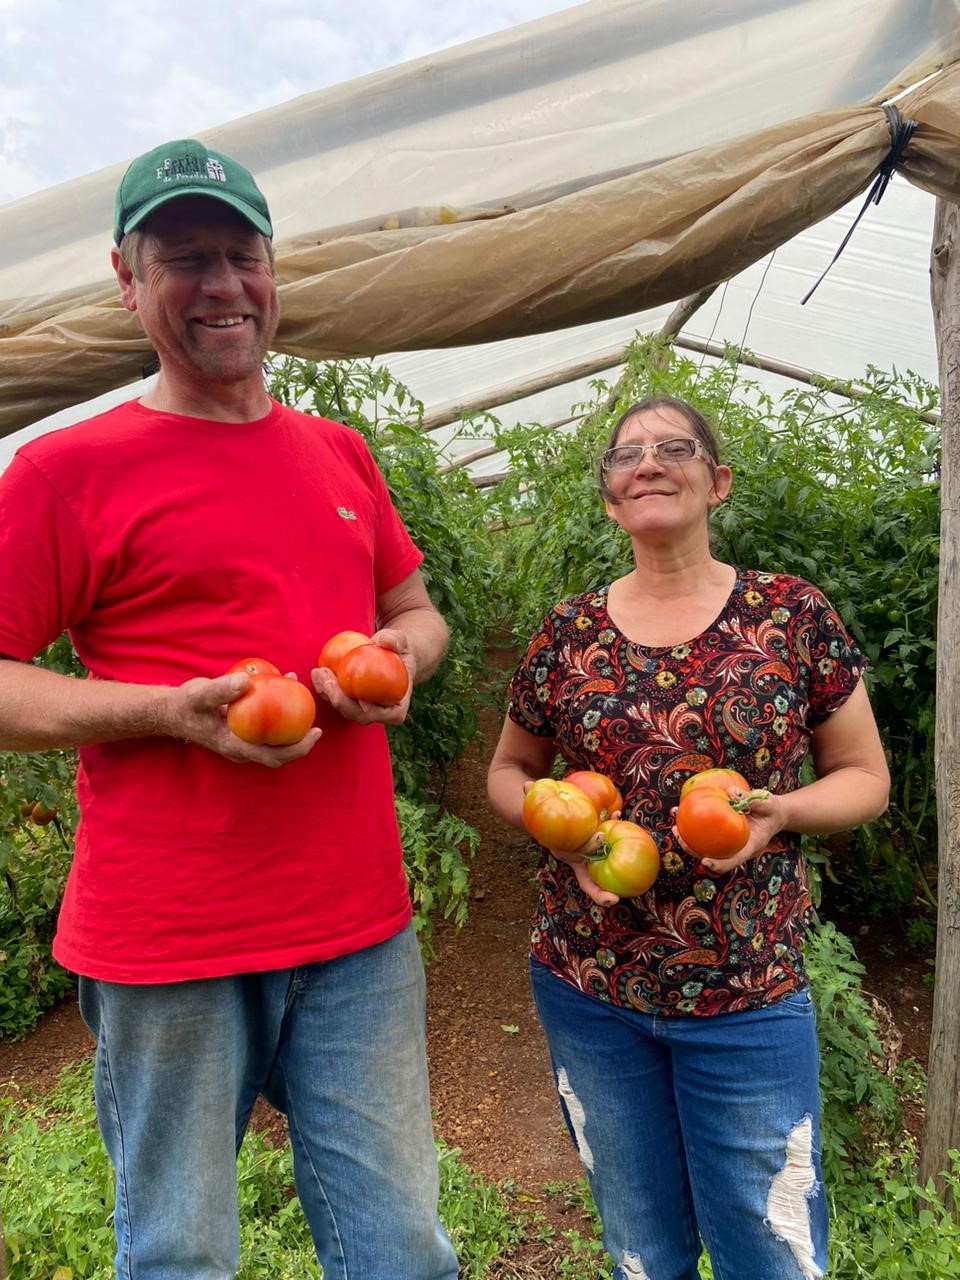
[565,770,623,821]
[680,767,749,799]
[336,644,410,705]
[228,657,281,677]
[675,785,750,860]
[522,778,598,853]
[226,673,316,746]
[587,818,659,896]
[317,630,371,675]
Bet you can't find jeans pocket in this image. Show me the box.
[776,985,814,1014]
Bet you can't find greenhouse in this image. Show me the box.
[2,2,960,1276]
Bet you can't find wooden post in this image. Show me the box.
[921,197,960,1195]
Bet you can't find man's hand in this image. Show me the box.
[166,673,321,767]
[313,628,416,726]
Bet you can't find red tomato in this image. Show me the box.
[587,819,660,897]
[336,644,410,706]
[226,673,316,746]
[30,802,58,825]
[675,785,750,860]
[680,767,750,799]
[317,630,371,675]
[522,778,598,853]
[565,770,623,821]
[228,657,282,677]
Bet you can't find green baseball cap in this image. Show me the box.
[113,138,273,244]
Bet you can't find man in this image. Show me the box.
[0,139,458,1280]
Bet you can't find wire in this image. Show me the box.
[696,278,731,380]
[719,248,777,423]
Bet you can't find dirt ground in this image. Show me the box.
[0,669,936,1268]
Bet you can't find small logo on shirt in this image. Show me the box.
[337,507,357,520]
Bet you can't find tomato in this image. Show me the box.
[522,778,598,853]
[565,770,623,821]
[675,785,750,860]
[587,819,659,897]
[317,630,371,675]
[228,657,282,677]
[226,673,316,746]
[30,802,58,825]
[336,643,410,705]
[680,767,749,799]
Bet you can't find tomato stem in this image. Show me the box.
[729,789,771,813]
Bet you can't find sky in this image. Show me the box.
[0,0,578,204]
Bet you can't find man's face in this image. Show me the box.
[116,197,279,388]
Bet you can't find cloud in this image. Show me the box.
[1,0,575,203]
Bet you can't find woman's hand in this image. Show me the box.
[673,789,787,873]
[549,834,623,907]
[518,777,622,906]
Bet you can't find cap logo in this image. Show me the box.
[154,155,228,183]
[114,139,273,243]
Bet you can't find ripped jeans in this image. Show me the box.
[530,958,827,1280]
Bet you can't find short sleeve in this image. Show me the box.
[796,586,866,725]
[0,453,96,660]
[506,611,562,739]
[361,447,423,598]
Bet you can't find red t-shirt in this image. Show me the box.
[0,399,422,983]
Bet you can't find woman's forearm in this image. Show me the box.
[776,765,890,835]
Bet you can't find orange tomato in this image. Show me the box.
[317,630,371,676]
[228,657,282,677]
[675,785,750,860]
[336,644,410,706]
[565,770,623,821]
[226,673,316,746]
[522,778,598,853]
[587,819,660,897]
[680,767,750,799]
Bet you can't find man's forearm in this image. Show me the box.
[0,659,174,751]
[377,606,449,685]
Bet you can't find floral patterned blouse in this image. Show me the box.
[507,569,865,1016]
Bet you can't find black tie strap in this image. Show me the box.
[801,103,918,305]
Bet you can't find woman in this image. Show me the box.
[487,395,889,1280]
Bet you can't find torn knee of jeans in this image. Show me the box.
[556,1066,595,1173]
[766,1114,823,1280]
[618,1250,651,1279]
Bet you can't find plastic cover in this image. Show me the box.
[1,0,959,436]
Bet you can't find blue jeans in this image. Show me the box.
[78,924,458,1280]
[530,958,827,1280]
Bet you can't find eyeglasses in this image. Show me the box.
[600,437,704,471]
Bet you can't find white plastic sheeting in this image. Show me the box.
[1,0,953,317]
[0,0,955,460]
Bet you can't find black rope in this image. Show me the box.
[800,103,917,305]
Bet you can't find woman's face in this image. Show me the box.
[602,406,731,542]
